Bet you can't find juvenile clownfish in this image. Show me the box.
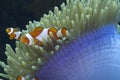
[6,27,22,40]
[20,27,68,46]
[16,75,39,80]
[16,75,25,80]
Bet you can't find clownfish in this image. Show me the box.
[16,75,25,80]
[16,75,39,80]
[20,27,68,46]
[6,27,68,47]
[6,27,21,40]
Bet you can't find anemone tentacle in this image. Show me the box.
[0,0,120,80]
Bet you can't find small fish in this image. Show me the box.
[6,27,68,46]
[16,75,25,80]
[16,75,39,80]
[20,27,68,46]
[6,27,21,40]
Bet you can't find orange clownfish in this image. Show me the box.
[6,27,21,40]
[20,27,68,46]
[16,75,25,80]
[16,75,39,80]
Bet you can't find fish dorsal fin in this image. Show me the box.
[13,27,20,32]
[29,27,44,39]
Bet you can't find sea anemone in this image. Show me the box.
[0,0,120,80]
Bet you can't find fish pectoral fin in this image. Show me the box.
[9,33,16,40]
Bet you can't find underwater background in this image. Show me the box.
[0,0,65,79]
[0,0,120,80]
